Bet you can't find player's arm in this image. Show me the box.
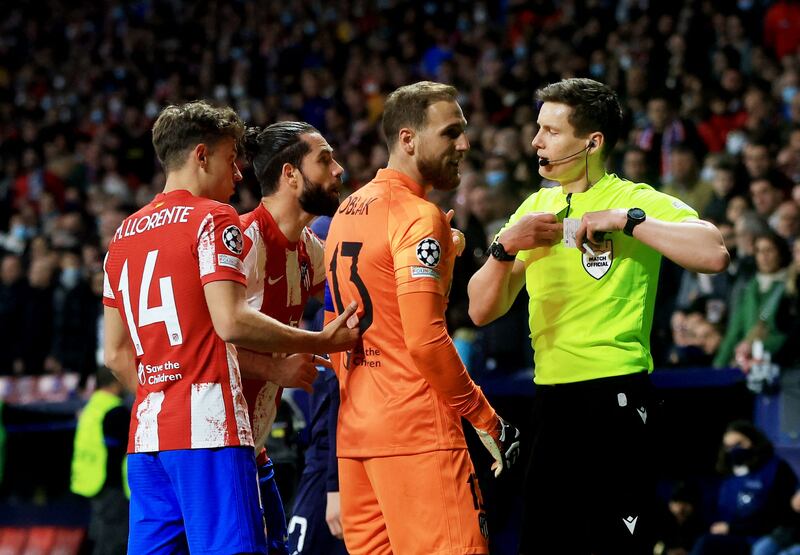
[575,210,729,274]
[397,291,519,476]
[237,348,327,392]
[102,307,137,392]
[204,280,359,355]
[468,212,559,326]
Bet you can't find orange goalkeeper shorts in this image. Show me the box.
[338,448,488,555]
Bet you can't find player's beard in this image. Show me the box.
[298,171,340,216]
[417,151,461,191]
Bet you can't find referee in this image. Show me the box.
[468,78,730,555]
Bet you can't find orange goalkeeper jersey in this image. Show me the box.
[325,168,495,458]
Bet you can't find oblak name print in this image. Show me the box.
[338,195,377,216]
[115,205,195,241]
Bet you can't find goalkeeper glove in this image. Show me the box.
[474,416,520,477]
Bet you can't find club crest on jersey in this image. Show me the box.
[582,239,613,280]
[416,237,441,268]
[222,225,243,254]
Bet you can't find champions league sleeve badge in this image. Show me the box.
[416,237,441,268]
[582,239,613,279]
[222,225,244,255]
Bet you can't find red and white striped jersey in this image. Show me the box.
[239,203,326,449]
[103,190,253,453]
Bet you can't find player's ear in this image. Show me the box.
[398,128,415,155]
[194,144,208,170]
[282,163,297,185]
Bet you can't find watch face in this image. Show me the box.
[629,208,645,220]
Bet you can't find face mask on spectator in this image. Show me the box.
[700,164,716,183]
[485,170,507,188]
[60,267,81,289]
[12,225,31,242]
[726,445,753,468]
[782,86,798,106]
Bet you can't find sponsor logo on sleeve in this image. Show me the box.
[222,225,244,254]
[415,237,441,267]
[217,253,244,272]
[410,266,441,279]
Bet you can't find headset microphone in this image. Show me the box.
[538,140,596,167]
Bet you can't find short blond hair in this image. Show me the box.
[382,81,458,150]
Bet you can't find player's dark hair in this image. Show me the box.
[382,81,459,151]
[243,122,318,197]
[152,100,244,172]
[536,78,623,159]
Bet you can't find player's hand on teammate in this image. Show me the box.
[499,213,561,252]
[272,354,332,392]
[474,416,521,478]
[319,301,361,352]
[325,491,344,539]
[446,209,466,257]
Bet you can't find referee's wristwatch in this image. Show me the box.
[623,208,646,237]
[488,238,516,262]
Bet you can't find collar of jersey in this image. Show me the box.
[375,168,425,198]
[153,189,195,203]
[557,172,615,200]
[255,202,297,250]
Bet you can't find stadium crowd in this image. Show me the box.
[2,0,800,552]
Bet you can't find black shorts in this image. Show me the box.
[519,372,654,555]
[288,468,348,555]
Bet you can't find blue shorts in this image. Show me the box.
[287,469,347,555]
[128,447,267,555]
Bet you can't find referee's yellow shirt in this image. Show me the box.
[500,173,698,385]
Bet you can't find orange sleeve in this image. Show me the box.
[397,290,497,430]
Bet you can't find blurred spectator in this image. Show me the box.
[773,200,800,244]
[620,146,653,185]
[742,141,793,193]
[669,308,724,368]
[662,145,714,215]
[690,421,798,555]
[775,240,800,368]
[750,178,787,223]
[654,481,704,555]
[714,232,792,369]
[0,255,25,374]
[17,257,55,375]
[636,94,704,182]
[703,160,737,224]
[50,250,98,382]
[763,0,800,61]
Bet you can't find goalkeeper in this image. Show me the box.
[324,81,519,555]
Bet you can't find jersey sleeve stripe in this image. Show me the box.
[198,213,216,278]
